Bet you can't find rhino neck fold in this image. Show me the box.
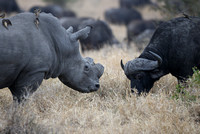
[58,51,84,87]
[60,47,83,77]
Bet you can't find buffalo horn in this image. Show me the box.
[149,51,162,66]
[124,58,159,75]
[121,59,124,70]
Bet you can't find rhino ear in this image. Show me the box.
[85,57,94,64]
[66,26,73,33]
[70,26,91,41]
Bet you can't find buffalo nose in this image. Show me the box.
[95,84,100,88]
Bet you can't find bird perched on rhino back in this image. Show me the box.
[78,18,120,52]
[0,12,104,103]
[121,16,200,94]
[0,12,12,29]
[104,8,142,25]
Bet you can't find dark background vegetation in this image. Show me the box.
[157,0,200,17]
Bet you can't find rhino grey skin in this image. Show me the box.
[121,17,200,94]
[0,13,104,102]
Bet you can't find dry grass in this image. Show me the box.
[0,46,199,134]
[0,0,200,133]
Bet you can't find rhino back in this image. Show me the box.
[0,13,67,88]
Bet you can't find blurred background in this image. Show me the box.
[3,0,200,51]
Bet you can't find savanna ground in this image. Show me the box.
[0,0,200,133]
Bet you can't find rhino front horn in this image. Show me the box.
[96,63,104,78]
[70,26,91,41]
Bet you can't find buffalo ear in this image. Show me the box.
[150,69,165,79]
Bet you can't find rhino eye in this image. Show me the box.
[84,65,90,71]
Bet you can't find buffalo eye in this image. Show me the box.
[135,74,142,80]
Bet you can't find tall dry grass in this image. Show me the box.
[0,46,199,134]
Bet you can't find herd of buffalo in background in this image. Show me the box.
[0,0,160,51]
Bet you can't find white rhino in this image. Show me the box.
[0,12,104,102]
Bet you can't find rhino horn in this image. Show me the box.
[96,63,104,78]
[66,26,73,33]
[85,57,94,64]
[70,26,91,41]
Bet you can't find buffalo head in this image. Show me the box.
[121,51,163,94]
[58,26,104,93]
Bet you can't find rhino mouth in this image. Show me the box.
[74,86,99,93]
[59,74,101,93]
[62,80,99,93]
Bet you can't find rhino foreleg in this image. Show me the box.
[9,73,44,103]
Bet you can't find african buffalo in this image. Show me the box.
[60,17,89,32]
[0,13,104,102]
[127,20,162,50]
[121,17,200,94]
[120,0,152,8]
[29,5,76,18]
[0,0,22,13]
[104,8,142,25]
[78,18,120,51]
[61,17,119,51]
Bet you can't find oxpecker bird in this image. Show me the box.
[34,18,39,29]
[34,9,41,17]
[182,12,190,19]
[2,19,12,29]
[34,9,41,28]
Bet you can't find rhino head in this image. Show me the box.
[58,26,104,93]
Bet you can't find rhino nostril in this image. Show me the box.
[95,84,100,88]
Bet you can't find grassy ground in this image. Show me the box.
[0,0,199,133]
[0,46,199,133]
